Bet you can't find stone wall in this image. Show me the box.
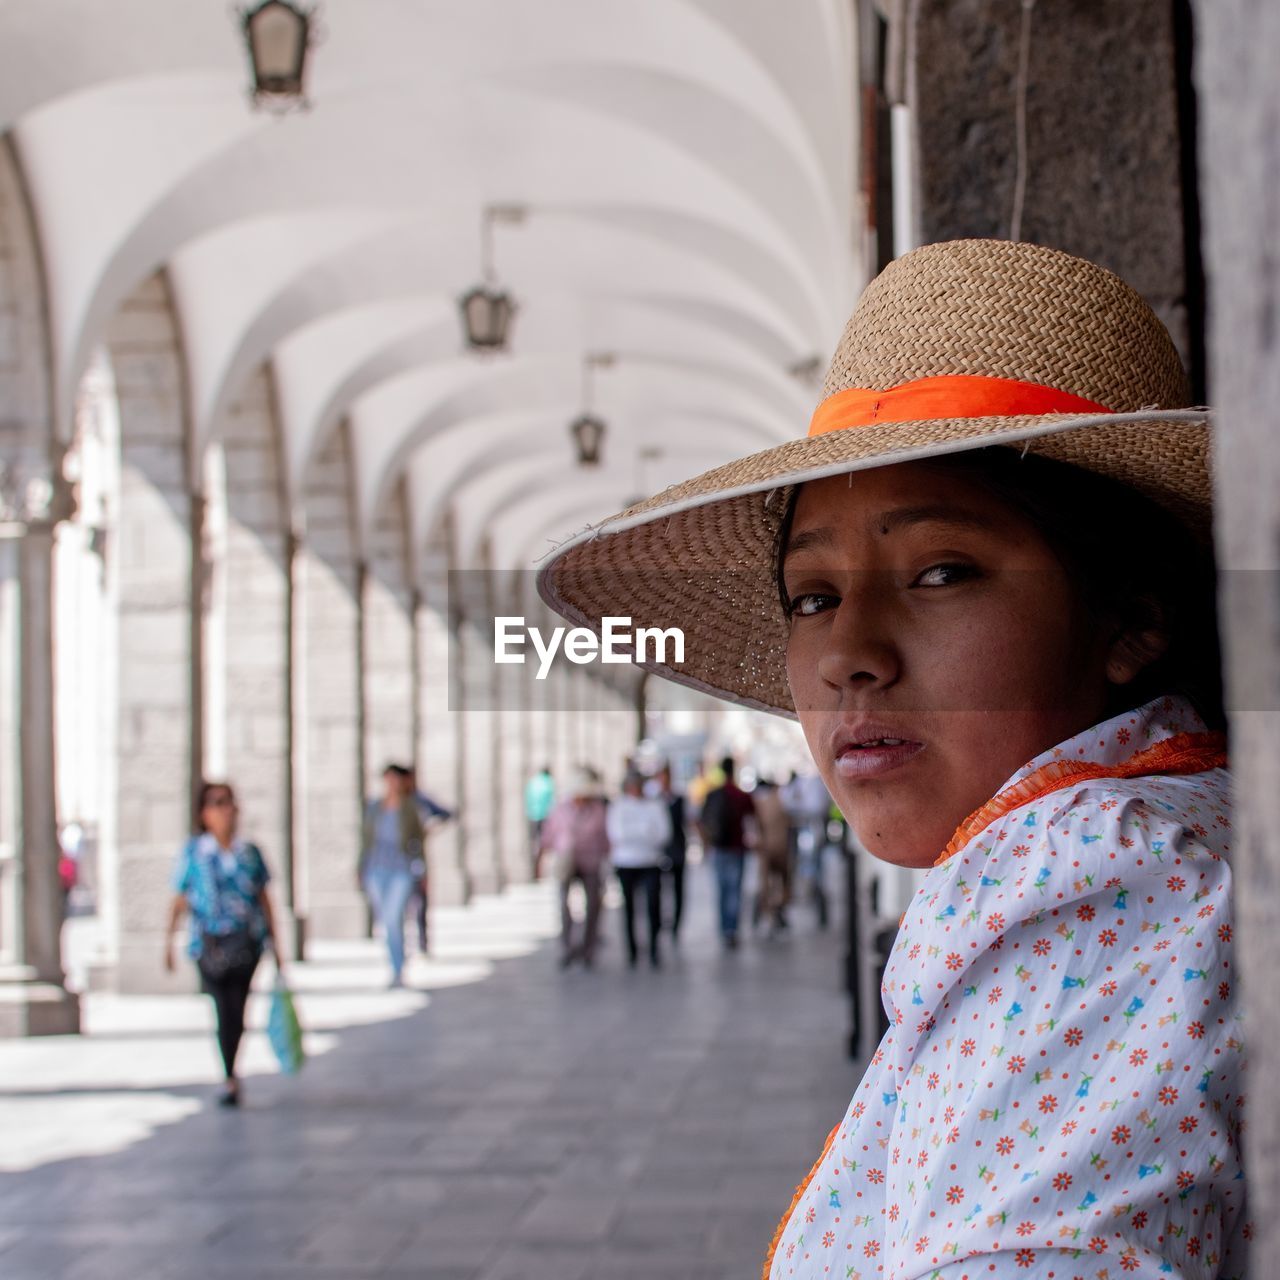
[909,0,1192,360]
[216,363,294,942]
[1193,0,1280,1267]
[104,271,199,994]
[294,423,364,939]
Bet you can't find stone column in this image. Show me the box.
[1194,0,1280,1266]
[103,272,201,994]
[453,538,501,895]
[362,480,415,791]
[293,424,364,940]
[0,522,80,1033]
[0,138,79,1032]
[907,0,1193,362]
[417,516,465,904]
[494,568,531,886]
[212,365,296,952]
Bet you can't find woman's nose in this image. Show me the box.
[815,579,900,692]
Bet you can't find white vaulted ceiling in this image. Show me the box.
[3,0,860,568]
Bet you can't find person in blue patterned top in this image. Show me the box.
[164,780,283,1107]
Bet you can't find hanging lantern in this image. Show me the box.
[459,205,525,352]
[240,0,315,110]
[570,414,606,467]
[459,285,517,351]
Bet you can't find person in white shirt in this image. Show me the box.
[606,772,672,969]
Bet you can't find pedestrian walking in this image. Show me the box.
[782,771,832,928]
[164,780,284,1108]
[655,765,688,941]
[539,767,610,968]
[524,764,555,878]
[697,756,755,949]
[402,767,453,955]
[359,763,425,988]
[607,771,671,968]
[539,239,1245,1273]
[749,778,791,934]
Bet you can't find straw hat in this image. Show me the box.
[565,766,605,800]
[537,239,1211,718]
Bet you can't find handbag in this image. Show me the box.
[267,978,305,1074]
[198,926,259,981]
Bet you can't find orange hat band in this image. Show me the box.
[807,374,1114,437]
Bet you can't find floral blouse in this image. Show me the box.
[171,834,270,958]
[769,696,1247,1280]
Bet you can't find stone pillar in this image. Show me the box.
[362,480,415,791]
[907,0,1193,361]
[0,138,78,1031]
[453,537,502,895]
[417,516,465,904]
[294,424,363,940]
[0,526,80,1034]
[212,365,296,950]
[103,272,201,994]
[1194,0,1280,1266]
[494,569,531,886]
[550,661,575,788]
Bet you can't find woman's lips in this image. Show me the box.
[833,737,924,780]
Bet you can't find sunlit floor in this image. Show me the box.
[2,863,858,1280]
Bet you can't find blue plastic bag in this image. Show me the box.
[267,979,304,1075]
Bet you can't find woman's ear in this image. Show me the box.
[1105,598,1170,686]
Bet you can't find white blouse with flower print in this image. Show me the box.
[769,696,1247,1280]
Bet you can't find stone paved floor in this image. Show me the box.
[1,861,860,1279]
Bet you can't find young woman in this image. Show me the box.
[165,781,283,1107]
[359,763,426,988]
[539,240,1248,1277]
[607,770,672,969]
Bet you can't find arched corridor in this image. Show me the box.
[0,2,858,1027]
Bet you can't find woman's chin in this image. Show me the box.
[851,819,951,870]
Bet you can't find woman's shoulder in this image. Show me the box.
[1042,768,1231,854]
[938,767,1233,921]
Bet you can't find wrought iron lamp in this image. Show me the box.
[570,354,613,467]
[239,0,317,111]
[459,205,524,351]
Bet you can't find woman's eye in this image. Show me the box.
[912,562,978,588]
[786,591,838,618]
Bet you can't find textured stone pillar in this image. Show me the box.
[294,424,363,939]
[417,517,465,904]
[211,365,296,948]
[550,662,575,788]
[908,0,1193,361]
[103,272,201,994]
[494,569,530,886]
[0,138,78,1031]
[454,538,501,895]
[363,481,415,792]
[1194,0,1280,1265]
[0,529,80,1033]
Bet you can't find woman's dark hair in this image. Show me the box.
[775,449,1225,730]
[195,780,235,834]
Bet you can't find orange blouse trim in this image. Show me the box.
[933,730,1228,867]
[761,729,1227,1280]
[807,374,1112,437]
[762,1122,841,1280]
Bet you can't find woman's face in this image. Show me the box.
[201,787,238,844]
[783,462,1119,869]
